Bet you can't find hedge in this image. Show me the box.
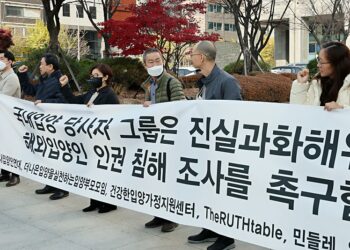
[224,60,271,74]
[177,72,292,103]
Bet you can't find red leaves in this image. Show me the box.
[0,28,14,50]
[101,0,219,56]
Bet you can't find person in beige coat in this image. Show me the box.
[0,50,21,186]
[290,41,350,110]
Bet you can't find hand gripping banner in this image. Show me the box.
[1,94,349,249]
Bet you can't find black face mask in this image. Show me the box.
[87,77,103,89]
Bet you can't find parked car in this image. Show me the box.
[176,66,197,77]
[287,63,307,68]
[271,66,304,74]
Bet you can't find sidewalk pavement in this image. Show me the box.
[0,177,269,250]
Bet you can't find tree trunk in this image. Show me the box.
[48,27,59,54]
[103,37,110,58]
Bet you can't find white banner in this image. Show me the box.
[0,93,349,250]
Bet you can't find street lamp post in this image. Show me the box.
[76,6,81,61]
[77,23,80,61]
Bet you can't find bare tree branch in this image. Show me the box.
[221,0,292,73]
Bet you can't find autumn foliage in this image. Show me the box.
[102,0,219,56]
[234,73,292,102]
[0,28,14,50]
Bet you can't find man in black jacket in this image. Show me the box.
[18,53,69,200]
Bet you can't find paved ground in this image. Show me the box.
[0,177,269,250]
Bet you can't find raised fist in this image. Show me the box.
[59,75,69,87]
[18,65,28,73]
[297,68,309,84]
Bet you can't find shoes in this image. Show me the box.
[35,185,56,194]
[6,176,20,187]
[188,229,219,244]
[49,191,69,200]
[207,237,235,250]
[161,222,178,232]
[0,174,10,182]
[145,217,164,228]
[82,205,98,212]
[98,205,117,213]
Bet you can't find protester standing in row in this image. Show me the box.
[59,63,119,213]
[141,48,185,232]
[18,53,69,200]
[0,50,21,187]
[188,41,242,250]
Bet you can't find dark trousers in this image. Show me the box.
[90,199,116,209]
[153,217,173,224]
[1,169,19,178]
[203,229,232,241]
[45,185,69,194]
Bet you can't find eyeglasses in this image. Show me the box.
[316,55,330,65]
[190,53,202,57]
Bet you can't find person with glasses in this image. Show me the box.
[187,41,241,250]
[59,63,119,213]
[290,41,350,110]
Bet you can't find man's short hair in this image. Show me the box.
[0,50,15,62]
[142,48,162,63]
[42,53,60,70]
[196,41,216,61]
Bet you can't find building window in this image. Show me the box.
[76,5,84,18]
[89,6,96,19]
[63,4,70,17]
[309,43,316,53]
[308,43,320,54]
[5,6,24,17]
[208,22,222,31]
[9,27,26,37]
[224,23,236,32]
[208,4,222,13]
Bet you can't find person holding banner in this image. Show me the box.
[59,63,119,213]
[0,50,21,187]
[188,41,241,250]
[290,41,350,110]
[141,48,185,233]
[17,53,69,200]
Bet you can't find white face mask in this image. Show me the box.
[0,61,6,71]
[147,65,163,77]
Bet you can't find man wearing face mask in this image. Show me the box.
[18,53,69,200]
[141,48,185,107]
[0,50,21,187]
[141,48,185,232]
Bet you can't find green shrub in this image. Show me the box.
[73,59,96,91]
[97,57,148,90]
[307,58,318,78]
[224,60,271,74]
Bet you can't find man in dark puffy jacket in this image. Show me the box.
[18,53,69,200]
[141,48,184,233]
